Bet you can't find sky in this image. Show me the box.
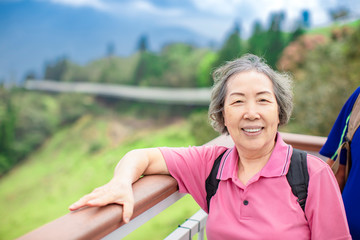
[1,0,359,83]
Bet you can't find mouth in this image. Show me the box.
[242,127,264,134]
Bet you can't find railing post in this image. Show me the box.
[164,209,208,240]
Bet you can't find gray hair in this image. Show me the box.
[208,54,293,134]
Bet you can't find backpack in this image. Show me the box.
[205,148,309,212]
[331,94,360,190]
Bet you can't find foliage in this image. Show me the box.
[344,23,360,88]
[62,54,140,84]
[289,25,305,43]
[263,12,287,69]
[44,56,70,81]
[133,51,166,86]
[0,87,17,174]
[196,51,217,87]
[134,43,210,87]
[1,15,360,239]
[328,7,350,22]
[0,90,101,175]
[248,13,288,69]
[203,22,244,86]
[213,22,243,68]
[0,115,200,240]
[47,42,210,88]
[137,34,149,52]
[288,31,357,136]
[248,21,268,57]
[188,110,219,145]
[160,43,204,88]
[277,34,328,71]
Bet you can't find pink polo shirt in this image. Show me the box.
[159,133,351,240]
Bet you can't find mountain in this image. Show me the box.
[0,1,215,83]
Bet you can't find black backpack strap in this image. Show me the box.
[206,148,309,212]
[286,148,309,212]
[205,150,227,212]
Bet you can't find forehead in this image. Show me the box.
[226,71,274,95]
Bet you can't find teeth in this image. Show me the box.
[243,128,261,133]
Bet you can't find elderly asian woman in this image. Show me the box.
[70,54,351,239]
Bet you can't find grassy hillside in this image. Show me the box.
[306,19,360,36]
[0,114,203,240]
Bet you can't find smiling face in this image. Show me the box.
[223,70,280,157]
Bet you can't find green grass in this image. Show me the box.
[306,18,360,37]
[0,115,202,240]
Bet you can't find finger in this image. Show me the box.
[121,199,134,224]
[78,190,119,208]
[69,193,99,211]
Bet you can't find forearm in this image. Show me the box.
[69,148,169,222]
[112,148,169,185]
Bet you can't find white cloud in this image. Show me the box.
[44,0,184,17]
[46,0,109,10]
[127,1,183,16]
[190,0,243,15]
[39,0,356,40]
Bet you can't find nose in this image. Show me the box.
[243,102,260,120]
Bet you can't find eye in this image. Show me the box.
[233,99,244,104]
[258,98,270,103]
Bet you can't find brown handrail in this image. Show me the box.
[18,175,178,240]
[205,132,327,152]
[281,132,326,152]
[18,132,327,240]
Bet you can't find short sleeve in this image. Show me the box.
[159,145,227,211]
[305,155,351,239]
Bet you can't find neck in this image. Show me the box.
[237,144,275,185]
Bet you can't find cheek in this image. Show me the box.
[223,111,228,127]
[223,109,233,127]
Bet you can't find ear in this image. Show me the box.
[277,106,281,125]
[222,110,227,127]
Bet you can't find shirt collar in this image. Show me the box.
[217,132,292,181]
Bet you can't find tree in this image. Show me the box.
[289,10,310,43]
[214,21,243,67]
[329,7,350,22]
[24,71,37,80]
[289,24,305,43]
[137,34,149,53]
[133,52,164,86]
[106,42,116,57]
[302,10,311,28]
[196,52,217,87]
[290,40,351,136]
[277,34,327,71]
[264,12,287,69]
[344,23,360,90]
[44,57,70,81]
[248,21,268,57]
[0,88,17,175]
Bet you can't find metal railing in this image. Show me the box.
[18,132,327,240]
[164,209,208,240]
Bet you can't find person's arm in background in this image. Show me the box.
[326,158,346,191]
[69,148,169,223]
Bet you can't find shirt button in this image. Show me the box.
[243,200,249,206]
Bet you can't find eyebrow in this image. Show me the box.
[229,90,273,97]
